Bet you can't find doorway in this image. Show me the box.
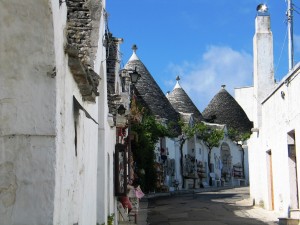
[288,130,299,209]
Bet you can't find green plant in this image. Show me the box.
[130,94,173,192]
[227,128,251,143]
[107,213,114,225]
[131,114,169,192]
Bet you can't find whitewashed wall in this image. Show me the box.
[165,138,181,185]
[0,0,108,224]
[0,1,56,224]
[236,9,300,218]
[52,0,103,223]
[259,65,300,215]
[235,86,254,122]
[170,133,246,189]
[243,64,300,215]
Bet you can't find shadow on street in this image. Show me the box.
[147,189,278,225]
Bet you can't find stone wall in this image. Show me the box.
[0,1,56,224]
[66,0,103,101]
[106,33,122,115]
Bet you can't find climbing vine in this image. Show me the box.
[130,99,170,192]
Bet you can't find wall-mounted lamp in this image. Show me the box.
[129,67,141,85]
[281,91,285,99]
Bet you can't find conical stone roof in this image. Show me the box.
[167,76,204,122]
[202,85,253,133]
[124,45,179,125]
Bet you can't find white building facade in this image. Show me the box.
[165,79,251,190]
[235,6,300,221]
[0,1,121,224]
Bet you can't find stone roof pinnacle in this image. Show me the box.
[174,75,182,89]
[128,44,140,61]
[167,75,204,121]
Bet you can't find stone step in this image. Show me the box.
[290,209,300,219]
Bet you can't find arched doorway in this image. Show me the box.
[221,143,232,182]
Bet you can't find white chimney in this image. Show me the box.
[253,5,275,128]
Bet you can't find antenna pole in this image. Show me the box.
[287,0,294,70]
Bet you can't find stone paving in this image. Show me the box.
[133,187,280,225]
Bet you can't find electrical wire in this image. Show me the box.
[292,3,300,15]
[274,26,288,79]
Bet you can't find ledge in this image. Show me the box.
[65,43,100,102]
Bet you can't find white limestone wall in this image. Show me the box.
[253,15,275,129]
[194,140,208,183]
[241,14,275,209]
[234,86,254,182]
[235,86,254,122]
[194,138,247,185]
[227,140,243,168]
[195,140,209,162]
[210,146,221,182]
[167,133,247,189]
[164,138,176,188]
[226,140,248,183]
[243,147,250,184]
[97,64,116,224]
[0,1,56,224]
[166,137,189,189]
[51,0,102,224]
[97,124,116,224]
[1,0,111,224]
[260,65,300,215]
[246,135,266,206]
[195,140,207,163]
[234,84,259,199]
[166,138,177,159]
[181,139,190,187]
[167,138,182,185]
[95,1,121,222]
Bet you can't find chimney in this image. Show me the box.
[253,4,275,128]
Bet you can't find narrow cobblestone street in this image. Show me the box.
[146,187,279,225]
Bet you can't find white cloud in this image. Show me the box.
[166,45,253,111]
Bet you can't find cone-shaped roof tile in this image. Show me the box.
[202,85,253,133]
[124,45,179,125]
[167,76,204,122]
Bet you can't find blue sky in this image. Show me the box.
[106,0,300,111]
